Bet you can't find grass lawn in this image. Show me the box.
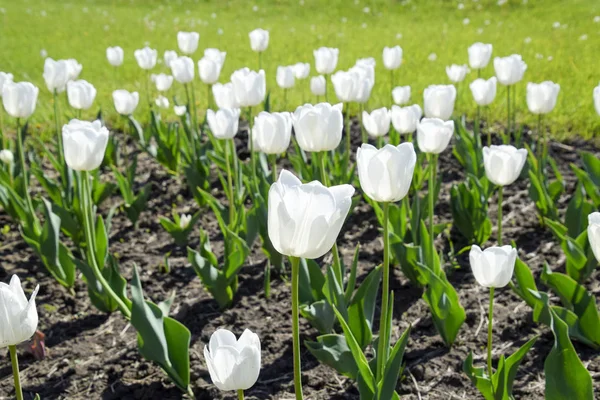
[1,0,599,138]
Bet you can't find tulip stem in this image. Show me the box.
[0,109,5,149]
[324,74,329,103]
[390,69,394,96]
[237,389,244,400]
[487,287,495,382]
[184,84,197,160]
[16,118,36,226]
[145,70,151,107]
[376,202,391,382]
[258,52,262,71]
[345,103,351,156]
[190,80,199,135]
[207,84,212,110]
[360,104,367,143]
[486,106,491,147]
[283,88,287,111]
[53,91,64,165]
[505,86,510,144]
[248,107,257,186]
[9,345,23,400]
[290,256,304,400]
[428,154,437,263]
[270,154,278,182]
[225,139,235,228]
[497,186,503,246]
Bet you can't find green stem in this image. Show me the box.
[225,139,235,228]
[283,88,287,111]
[497,186,503,246]
[16,119,35,220]
[360,103,367,143]
[487,287,495,381]
[345,103,351,156]
[184,84,197,160]
[248,107,257,185]
[258,52,262,71]
[145,70,151,107]
[506,86,510,144]
[390,69,394,96]
[53,91,64,164]
[317,151,342,283]
[270,153,278,182]
[324,74,329,103]
[207,84,212,110]
[376,202,390,381]
[290,256,304,400]
[9,345,23,400]
[487,106,491,147]
[428,154,437,262]
[190,80,199,136]
[0,108,5,149]
[237,389,244,400]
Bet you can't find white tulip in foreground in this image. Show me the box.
[212,83,239,109]
[382,46,402,70]
[252,111,292,154]
[310,76,326,96]
[494,54,527,86]
[112,90,139,115]
[391,104,422,135]
[249,29,269,52]
[526,81,560,114]
[268,170,354,259]
[314,47,339,74]
[170,56,195,84]
[67,80,97,110]
[292,103,343,152]
[468,42,493,69]
[177,31,200,54]
[470,77,497,106]
[276,66,295,89]
[0,72,14,96]
[469,245,517,288]
[62,119,109,171]
[483,145,527,186]
[43,58,70,93]
[2,81,39,119]
[446,64,469,83]
[587,212,600,263]
[204,328,261,392]
[416,118,454,154]
[357,143,417,202]
[0,275,39,348]
[106,46,124,67]
[134,46,157,70]
[231,68,266,107]
[423,84,456,120]
[207,108,241,139]
[0,149,14,164]
[392,86,410,105]
[362,107,391,138]
[152,73,174,92]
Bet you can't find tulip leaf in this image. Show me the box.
[571,164,600,207]
[495,335,538,399]
[300,300,335,334]
[377,325,410,400]
[581,151,600,186]
[565,184,594,238]
[305,334,358,379]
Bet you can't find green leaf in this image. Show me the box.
[463,352,494,400]
[305,334,358,378]
[495,335,537,398]
[378,325,411,400]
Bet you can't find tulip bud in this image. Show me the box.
[112,90,139,115]
[170,56,194,84]
[382,46,402,70]
[66,59,82,81]
[314,47,339,74]
[252,111,292,154]
[204,329,261,391]
[293,63,310,80]
[423,84,456,120]
[134,46,158,70]
[469,245,517,288]
[2,81,39,119]
[357,143,416,202]
[43,58,70,93]
[207,108,241,139]
[594,83,600,116]
[446,64,469,83]
[0,149,14,164]
[391,104,422,134]
[174,105,186,116]
[526,81,560,115]
[0,275,39,347]
[292,103,343,152]
[203,48,227,67]
[268,170,354,258]
[163,50,178,68]
[310,76,326,96]
[106,46,124,67]
[468,42,493,69]
[179,214,192,229]
[198,57,222,85]
[470,77,497,106]
[231,68,266,108]
[152,73,174,92]
[276,66,295,89]
[249,28,269,52]
[212,83,239,109]
[392,86,410,105]
[67,80,97,110]
[416,118,454,154]
[62,119,109,171]
[362,107,391,138]
[494,54,527,86]
[482,145,527,186]
[587,212,600,263]
[177,31,200,54]
[155,95,169,109]
[0,72,14,97]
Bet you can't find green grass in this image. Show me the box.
[1,0,599,138]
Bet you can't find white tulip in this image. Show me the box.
[152,73,174,92]
[230,68,266,108]
[2,82,39,119]
[469,245,517,288]
[423,84,456,120]
[293,63,310,79]
[416,118,454,154]
[106,46,124,67]
[203,48,227,68]
[468,42,493,69]
[292,103,343,152]
[174,105,187,116]
[112,90,139,115]
[212,83,239,109]
[587,212,600,263]
[0,149,14,164]
[134,46,157,70]
[383,46,403,70]
[207,108,241,139]
[470,77,497,106]
[62,119,109,171]
[362,107,391,138]
[446,64,469,83]
[310,76,326,96]
[594,83,600,116]
[357,143,417,202]
[391,104,422,134]
[65,59,82,81]
[314,47,339,74]
[0,72,14,97]
[249,28,269,52]
[276,66,295,89]
[177,31,200,54]
[179,214,192,230]
[170,56,194,84]
[198,57,222,85]
[350,65,374,104]
[0,275,39,348]
[392,86,410,105]
[252,111,292,154]
[204,329,261,391]
[482,145,527,186]
[155,95,169,109]
[494,54,527,86]
[331,70,356,103]
[526,81,560,115]
[268,170,354,259]
[66,80,97,110]
[163,50,178,68]
[43,58,70,93]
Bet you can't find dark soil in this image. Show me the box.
[0,119,599,400]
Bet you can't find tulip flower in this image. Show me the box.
[204,48,227,68]
[204,328,261,395]
[174,105,186,116]
[112,90,139,115]
[468,42,493,70]
[62,119,109,171]
[0,275,39,400]
[314,47,339,75]
[253,111,292,180]
[2,81,38,119]
[331,70,356,103]
[213,83,238,109]
[391,104,422,135]
[594,83,600,116]
[155,95,169,109]
[382,46,402,70]
[152,73,174,92]
[177,31,200,54]
[163,50,178,68]
[292,103,343,152]
[231,68,266,108]
[106,46,124,67]
[276,66,295,90]
[43,58,70,93]
[587,212,600,263]
[0,72,14,97]
[311,76,326,97]
[470,77,497,107]
[170,56,194,84]
[67,80,97,110]
[207,108,240,140]
[494,54,527,86]
[179,214,192,230]
[0,149,13,164]
[293,63,310,80]
[526,81,560,161]
[417,118,454,154]
[198,57,222,85]
[134,46,157,70]
[65,59,82,81]
[362,107,391,139]
[392,86,410,105]
[423,84,456,120]
[249,28,269,53]
[446,64,469,83]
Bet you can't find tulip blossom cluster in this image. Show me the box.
[331,62,375,104]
